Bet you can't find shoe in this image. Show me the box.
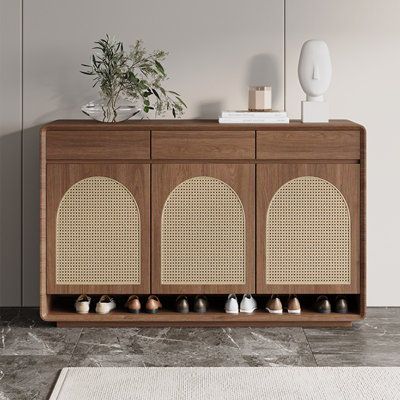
[95,295,116,314]
[125,295,141,314]
[75,294,91,314]
[176,295,190,313]
[315,296,331,314]
[240,294,257,313]
[335,296,348,314]
[225,294,239,314]
[145,295,162,314]
[287,295,301,315]
[266,295,283,314]
[194,295,208,313]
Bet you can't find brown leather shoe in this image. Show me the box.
[176,295,190,313]
[287,295,301,315]
[125,295,141,314]
[145,295,162,314]
[266,295,283,314]
[194,295,208,313]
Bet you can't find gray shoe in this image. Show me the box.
[335,296,348,313]
[176,295,190,313]
[315,296,331,313]
[194,295,208,313]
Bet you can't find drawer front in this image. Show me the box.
[46,130,150,159]
[257,130,360,160]
[152,131,255,159]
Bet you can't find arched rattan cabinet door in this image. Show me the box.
[47,164,150,294]
[256,164,360,294]
[152,164,255,294]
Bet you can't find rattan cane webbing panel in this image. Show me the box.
[161,176,246,285]
[56,177,141,285]
[266,176,351,285]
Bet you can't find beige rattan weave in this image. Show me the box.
[56,176,141,285]
[161,176,246,285]
[266,176,351,285]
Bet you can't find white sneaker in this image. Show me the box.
[75,294,91,314]
[225,294,239,314]
[240,294,257,313]
[95,295,116,314]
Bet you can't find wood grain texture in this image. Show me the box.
[46,130,150,160]
[42,119,364,132]
[257,130,360,160]
[256,163,360,294]
[152,164,255,294]
[57,321,354,328]
[40,128,50,318]
[40,120,366,326]
[46,163,150,294]
[360,127,367,318]
[152,131,255,159]
[48,308,360,328]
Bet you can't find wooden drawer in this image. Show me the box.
[152,131,255,159]
[46,130,150,160]
[257,130,360,160]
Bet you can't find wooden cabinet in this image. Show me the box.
[152,163,255,294]
[40,120,366,327]
[46,163,150,294]
[256,163,360,294]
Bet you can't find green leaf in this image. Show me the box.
[154,60,165,75]
[152,89,161,100]
[176,97,187,107]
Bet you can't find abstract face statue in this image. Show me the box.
[298,40,332,102]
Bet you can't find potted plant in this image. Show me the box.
[81,35,186,122]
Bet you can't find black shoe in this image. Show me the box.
[194,295,208,313]
[315,296,331,314]
[335,296,348,313]
[176,295,190,313]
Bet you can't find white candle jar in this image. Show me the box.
[248,86,272,111]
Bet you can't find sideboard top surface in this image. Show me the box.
[42,119,365,132]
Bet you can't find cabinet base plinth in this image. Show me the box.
[47,309,361,328]
[57,320,354,328]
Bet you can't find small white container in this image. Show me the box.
[248,86,272,111]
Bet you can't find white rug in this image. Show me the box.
[50,367,400,400]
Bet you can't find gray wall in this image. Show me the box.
[0,0,22,306]
[285,0,400,306]
[4,0,284,306]
[0,0,398,306]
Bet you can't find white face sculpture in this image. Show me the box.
[298,40,332,102]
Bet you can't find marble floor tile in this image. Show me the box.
[0,308,51,328]
[71,326,314,367]
[366,307,400,320]
[0,325,82,356]
[304,323,400,356]
[314,352,400,367]
[0,355,70,400]
[0,307,399,398]
[0,308,19,325]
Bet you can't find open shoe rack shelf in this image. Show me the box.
[40,119,366,327]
